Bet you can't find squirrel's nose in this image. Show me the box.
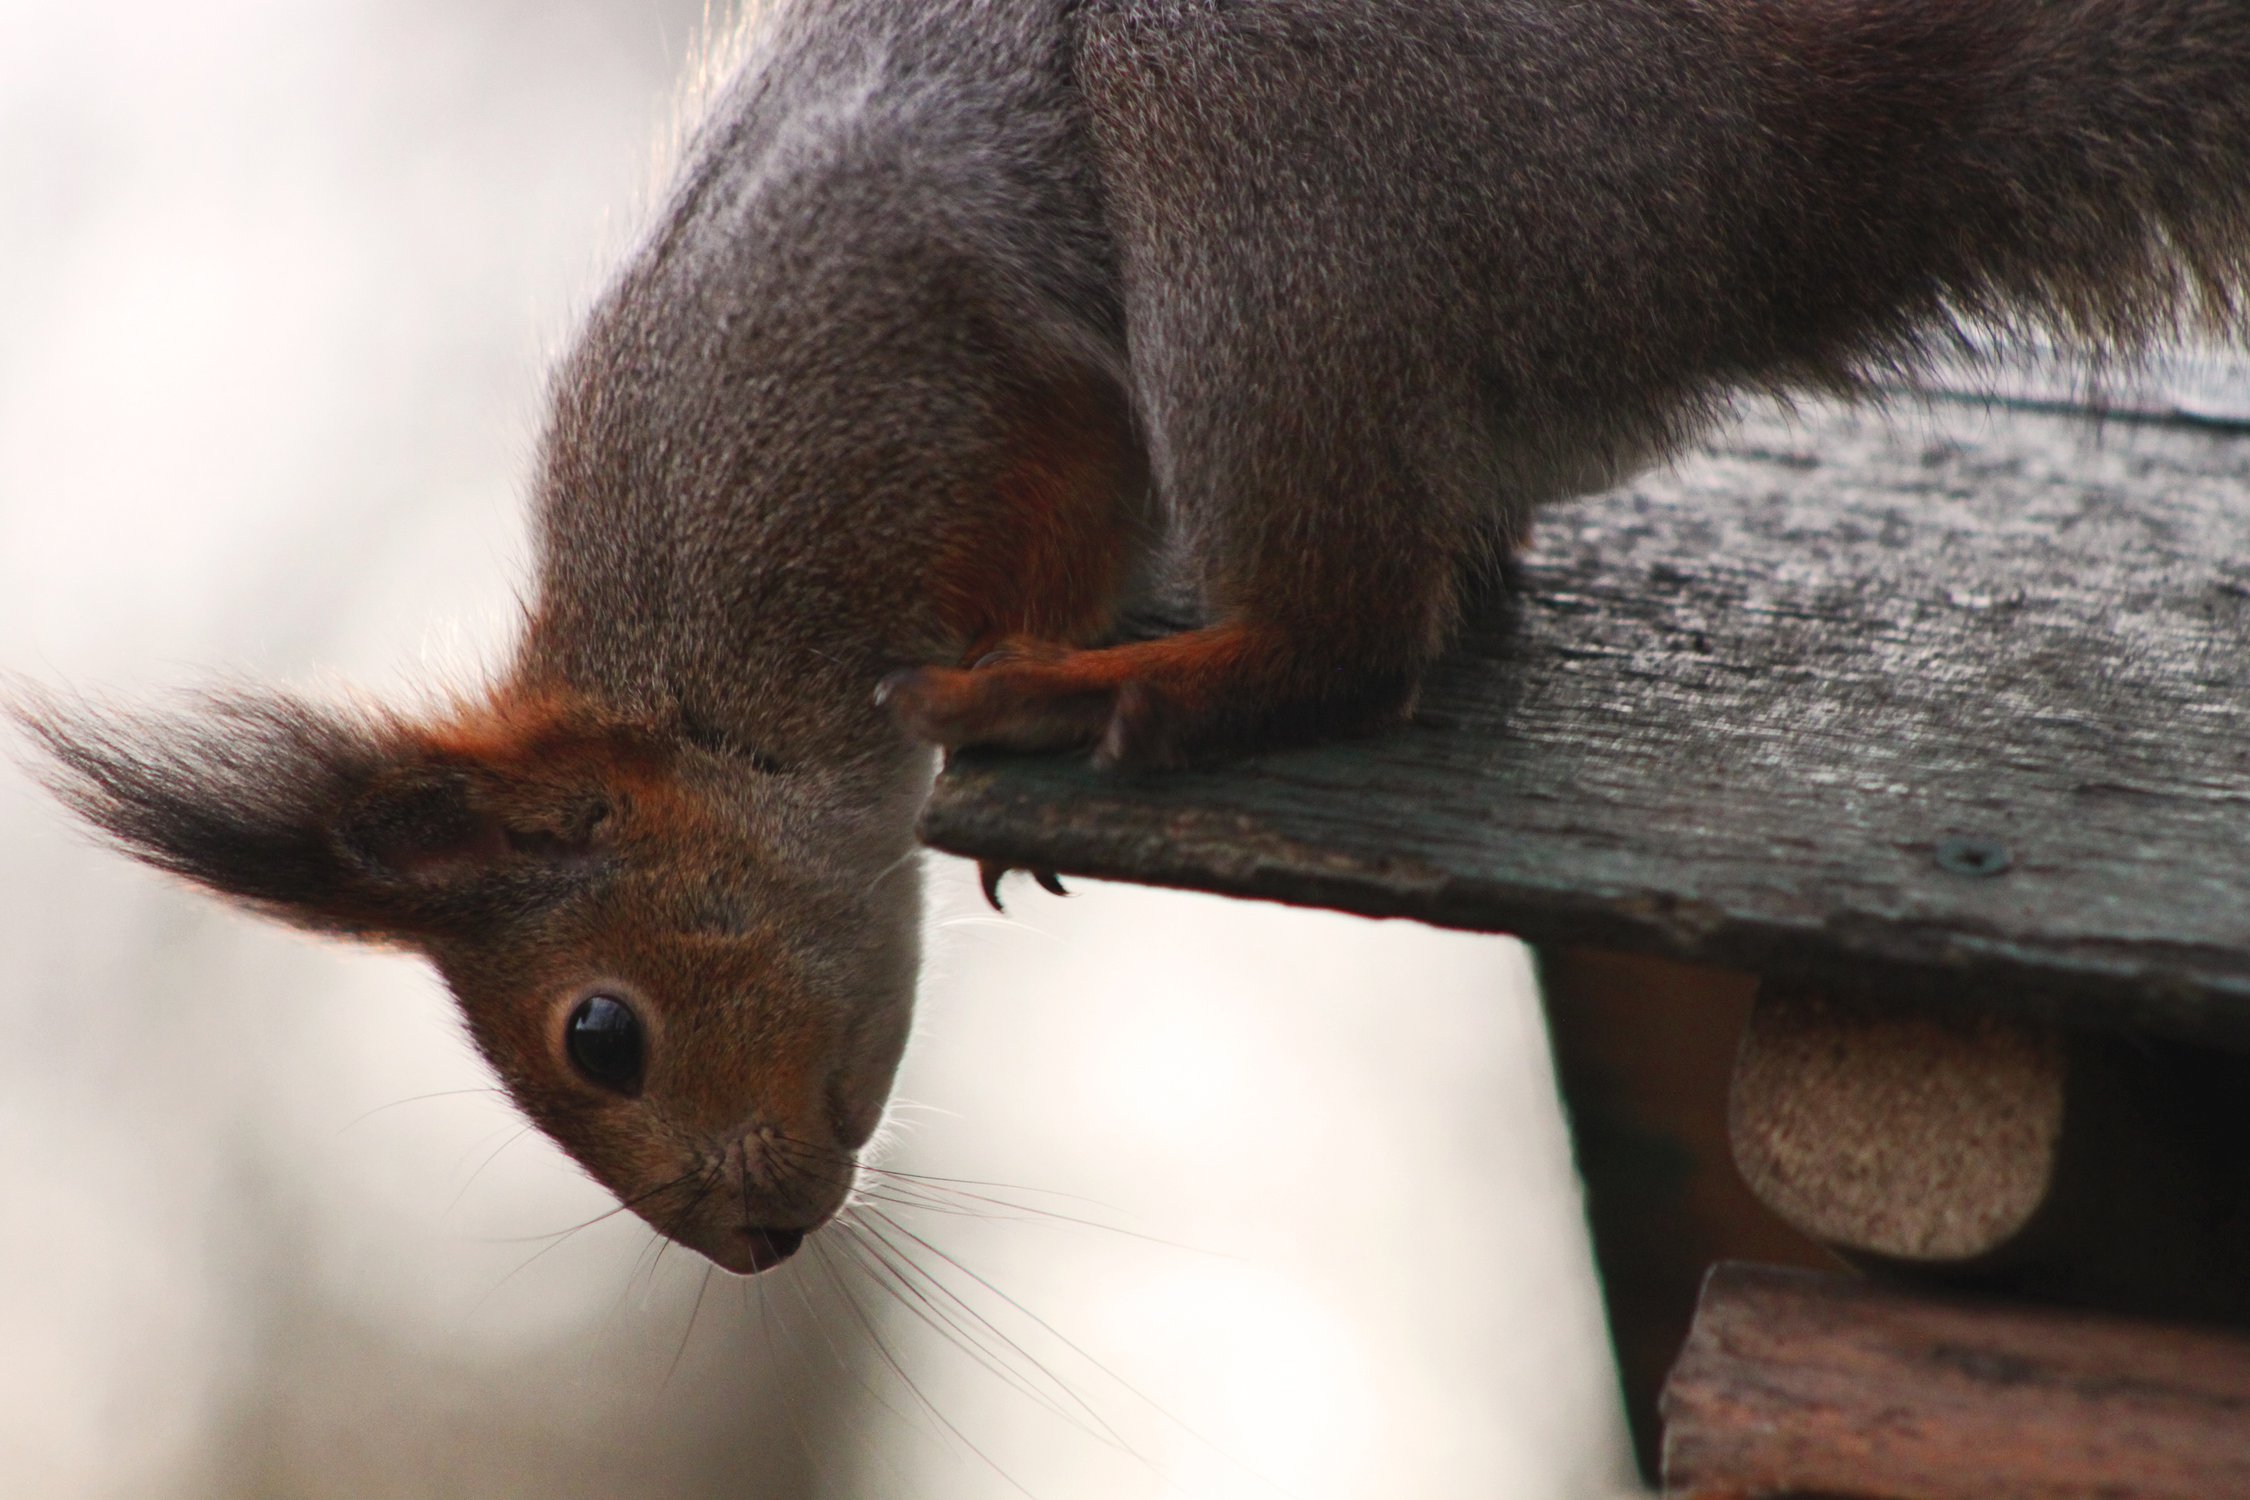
[739,1226,805,1273]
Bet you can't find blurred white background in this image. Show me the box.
[0,3,1635,1495]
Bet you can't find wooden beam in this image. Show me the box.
[1662,1263,2250,1500]
[1536,949,1833,1483]
[925,396,2250,1048]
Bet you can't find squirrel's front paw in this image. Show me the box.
[877,645,1116,755]
[880,625,1417,768]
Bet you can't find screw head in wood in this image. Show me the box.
[1935,837,2013,877]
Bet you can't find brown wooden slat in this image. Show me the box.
[925,396,2250,1046]
[1661,1263,2250,1500]
[1537,952,1835,1484]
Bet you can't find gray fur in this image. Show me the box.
[19,0,2250,1272]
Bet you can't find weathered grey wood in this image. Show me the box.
[926,395,2250,1047]
[1907,340,2250,429]
[1661,1262,2250,1500]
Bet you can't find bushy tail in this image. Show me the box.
[1762,0,2250,372]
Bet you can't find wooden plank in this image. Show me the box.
[925,395,2250,1046]
[1661,1262,2250,1500]
[1535,951,1835,1484]
[1905,340,2250,429]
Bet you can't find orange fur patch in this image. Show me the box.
[930,374,1141,654]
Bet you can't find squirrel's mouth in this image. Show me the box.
[719,1225,808,1275]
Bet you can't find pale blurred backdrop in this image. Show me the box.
[0,4,1637,1496]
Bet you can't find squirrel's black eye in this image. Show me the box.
[566,993,645,1096]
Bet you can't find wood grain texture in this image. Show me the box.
[1661,1263,2250,1499]
[925,394,2250,1046]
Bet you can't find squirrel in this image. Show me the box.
[15,0,2250,1275]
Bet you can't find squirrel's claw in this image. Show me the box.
[978,859,1007,911]
[976,859,1069,912]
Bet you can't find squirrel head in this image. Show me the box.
[14,685,921,1274]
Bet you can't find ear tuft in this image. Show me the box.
[9,685,400,928]
[10,682,644,941]
[340,766,507,879]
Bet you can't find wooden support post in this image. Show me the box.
[1535,949,1833,1483]
[1729,984,2250,1322]
[1663,1262,2250,1500]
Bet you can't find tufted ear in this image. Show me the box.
[10,686,619,942]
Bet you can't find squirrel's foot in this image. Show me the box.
[879,627,1414,769]
[879,636,1121,756]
